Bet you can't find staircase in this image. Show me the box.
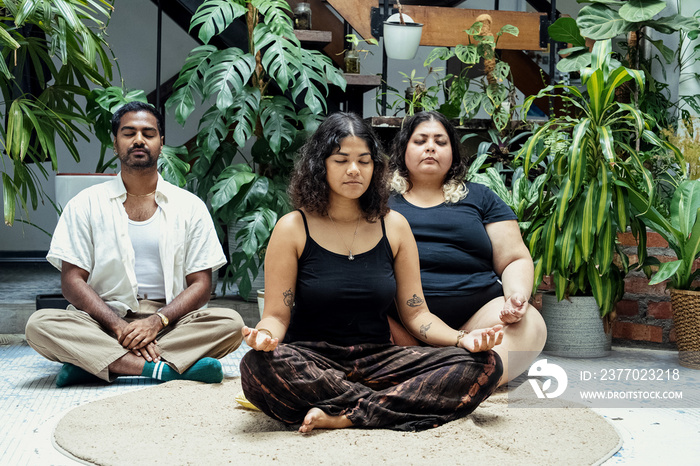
[149,0,558,116]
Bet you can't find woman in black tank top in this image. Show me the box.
[240,113,504,433]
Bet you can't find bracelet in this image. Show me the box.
[455,330,466,347]
[257,328,273,338]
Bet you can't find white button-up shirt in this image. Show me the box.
[47,173,226,317]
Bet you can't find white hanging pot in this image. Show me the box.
[383,13,423,60]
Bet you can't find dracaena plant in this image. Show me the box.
[0,0,115,226]
[519,39,683,318]
[165,0,345,298]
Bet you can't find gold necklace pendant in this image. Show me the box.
[328,213,360,261]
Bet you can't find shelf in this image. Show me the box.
[344,73,381,90]
[293,30,332,50]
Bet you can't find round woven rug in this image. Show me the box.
[54,378,621,465]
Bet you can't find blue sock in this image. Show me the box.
[141,357,223,384]
[56,363,103,387]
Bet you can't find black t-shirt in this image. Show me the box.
[284,212,396,346]
[389,182,517,297]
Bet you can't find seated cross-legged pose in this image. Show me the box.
[240,112,504,433]
[25,102,243,387]
[387,111,547,384]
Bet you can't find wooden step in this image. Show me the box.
[294,29,332,50]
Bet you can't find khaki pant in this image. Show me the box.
[25,300,244,382]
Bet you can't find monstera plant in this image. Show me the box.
[166,0,346,298]
[519,39,683,319]
[0,0,115,225]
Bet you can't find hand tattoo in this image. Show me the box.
[283,288,294,308]
[419,322,432,339]
[406,294,424,307]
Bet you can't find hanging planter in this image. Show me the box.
[383,13,423,60]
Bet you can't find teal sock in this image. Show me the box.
[56,363,103,388]
[141,357,223,384]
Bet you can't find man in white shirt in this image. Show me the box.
[26,102,244,386]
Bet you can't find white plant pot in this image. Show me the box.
[383,13,423,60]
[55,173,117,212]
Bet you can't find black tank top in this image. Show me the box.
[284,210,396,345]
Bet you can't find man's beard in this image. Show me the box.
[120,148,158,169]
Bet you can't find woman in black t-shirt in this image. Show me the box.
[388,111,547,385]
[239,112,504,433]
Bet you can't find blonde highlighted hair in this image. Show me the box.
[390,171,468,204]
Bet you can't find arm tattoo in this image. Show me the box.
[406,294,424,307]
[419,322,432,339]
[283,288,294,308]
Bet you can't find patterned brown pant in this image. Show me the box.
[240,341,502,431]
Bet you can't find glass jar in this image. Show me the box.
[294,2,312,30]
[345,49,360,74]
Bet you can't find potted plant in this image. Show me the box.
[548,2,699,74]
[519,39,683,357]
[0,0,116,226]
[382,1,423,61]
[165,0,345,301]
[424,17,518,132]
[342,33,378,74]
[632,179,700,369]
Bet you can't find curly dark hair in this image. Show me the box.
[388,111,466,191]
[289,112,389,221]
[111,101,164,137]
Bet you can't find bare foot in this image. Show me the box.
[298,408,352,433]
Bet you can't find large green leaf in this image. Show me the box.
[230,87,261,148]
[455,43,479,65]
[672,180,700,238]
[595,166,612,232]
[581,183,597,259]
[166,45,218,125]
[190,0,247,45]
[618,0,666,22]
[594,214,614,275]
[568,119,590,195]
[649,260,682,285]
[424,46,454,66]
[196,106,230,157]
[578,4,634,40]
[289,50,330,114]
[256,25,295,91]
[542,215,558,275]
[585,69,605,118]
[209,164,257,211]
[548,17,586,46]
[204,48,256,111]
[557,210,578,267]
[158,145,190,188]
[253,0,295,36]
[557,52,592,73]
[647,14,700,34]
[260,96,297,155]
